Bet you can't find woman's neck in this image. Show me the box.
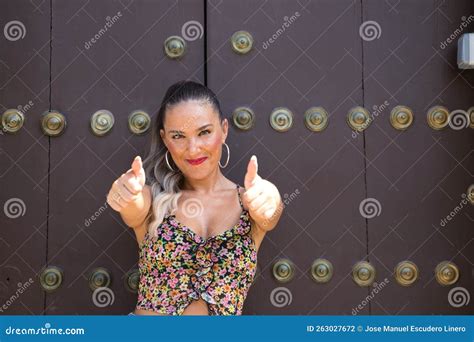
[182,168,230,194]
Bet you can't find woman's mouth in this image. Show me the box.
[186,157,208,166]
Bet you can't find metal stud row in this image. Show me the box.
[231,106,474,132]
[2,106,471,135]
[272,259,460,287]
[163,31,254,59]
[39,266,139,293]
[0,109,151,136]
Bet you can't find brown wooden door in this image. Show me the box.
[1,0,473,315]
[207,0,369,315]
[207,0,473,315]
[46,0,205,314]
[363,0,474,314]
[0,0,51,314]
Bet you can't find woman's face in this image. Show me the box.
[160,100,228,180]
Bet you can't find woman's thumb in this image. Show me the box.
[131,156,143,177]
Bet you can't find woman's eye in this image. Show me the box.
[172,130,209,139]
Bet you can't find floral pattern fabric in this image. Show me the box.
[136,184,258,315]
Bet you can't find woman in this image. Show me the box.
[106,80,283,315]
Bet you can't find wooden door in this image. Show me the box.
[0,0,51,314]
[363,0,474,314]
[207,0,369,314]
[1,0,472,315]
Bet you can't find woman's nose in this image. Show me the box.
[187,137,201,153]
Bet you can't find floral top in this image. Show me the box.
[136,184,258,315]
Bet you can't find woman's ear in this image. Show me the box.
[221,118,228,143]
[160,129,168,148]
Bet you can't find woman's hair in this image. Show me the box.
[142,80,223,237]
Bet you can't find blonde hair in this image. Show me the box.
[143,145,183,238]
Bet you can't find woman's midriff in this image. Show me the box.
[133,308,166,315]
[134,298,210,315]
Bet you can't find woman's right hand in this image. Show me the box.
[107,156,146,212]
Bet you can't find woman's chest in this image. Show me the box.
[139,222,257,275]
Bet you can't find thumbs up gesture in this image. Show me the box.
[107,156,146,212]
[243,155,282,231]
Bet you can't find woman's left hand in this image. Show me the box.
[242,155,283,231]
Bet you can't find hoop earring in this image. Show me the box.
[219,143,230,168]
[165,150,175,172]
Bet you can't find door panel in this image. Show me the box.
[207,0,369,315]
[48,0,204,314]
[0,0,50,314]
[363,0,474,314]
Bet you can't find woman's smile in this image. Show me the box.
[186,157,208,166]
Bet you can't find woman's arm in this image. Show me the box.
[119,184,152,229]
[106,156,151,230]
[243,155,284,232]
